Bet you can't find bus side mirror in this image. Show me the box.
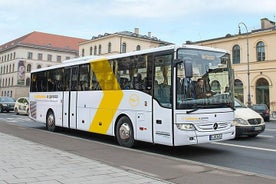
[173,59,193,78]
[184,60,193,78]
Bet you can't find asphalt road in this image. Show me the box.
[0,112,276,183]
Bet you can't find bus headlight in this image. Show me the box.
[232,118,249,126]
[176,123,195,131]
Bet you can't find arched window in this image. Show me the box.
[108,42,112,53]
[256,41,265,61]
[81,48,85,57]
[233,45,241,64]
[121,43,126,53]
[256,78,269,107]
[90,46,93,55]
[94,46,97,55]
[37,65,41,69]
[136,45,141,51]
[27,64,31,72]
[26,77,31,86]
[98,44,102,55]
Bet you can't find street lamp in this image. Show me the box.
[238,22,251,107]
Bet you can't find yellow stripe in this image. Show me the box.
[89,59,123,134]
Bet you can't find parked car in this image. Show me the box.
[233,98,265,138]
[0,96,16,113]
[250,104,270,122]
[14,97,29,115]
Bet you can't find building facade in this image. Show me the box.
[79,28,171,57]
[193,18,276,113]
[0,31,87,99]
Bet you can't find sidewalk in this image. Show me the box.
[0,132,171,184]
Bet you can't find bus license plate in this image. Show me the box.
[209,134,222,140]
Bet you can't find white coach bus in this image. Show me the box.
[29,45,235,147]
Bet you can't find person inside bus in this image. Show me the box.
[134,73,143,90]
[195,78,208,98]
[195,78,214,98]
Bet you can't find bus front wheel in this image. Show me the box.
[46,110,56,132]
[116,116,135,148]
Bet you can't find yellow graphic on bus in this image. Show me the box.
[89,59,123,134]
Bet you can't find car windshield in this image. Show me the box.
[252,105,267,110]
[0,97,15,102]
[234,98,246,108]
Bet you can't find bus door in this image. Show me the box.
[63,66,79,129]
[152,53,173,146]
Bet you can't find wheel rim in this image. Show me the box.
[47,113,55,128]
[119,122,131,140]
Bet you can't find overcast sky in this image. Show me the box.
[1,0,276,45]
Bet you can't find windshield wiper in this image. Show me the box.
[186,106,203,114]
[186,103,235,114]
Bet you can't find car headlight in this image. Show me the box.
[232,118,249,126]
[176,123,196,131]
[2,103,7,107]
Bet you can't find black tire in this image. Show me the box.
[46,110,56,132]
[0,105,3,113]
[249,134,258,138]
[116,116,135,148]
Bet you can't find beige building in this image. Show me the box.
[79,28,171,57]
[192,18,276,112]
[0,31,87,99]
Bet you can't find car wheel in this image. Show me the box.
[46,110,56,132]
[249,134,258,138]
[116,116,135,148]
[0,105,3,113]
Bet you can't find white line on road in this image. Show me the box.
[258,134,274,138]
[212,142,276,153]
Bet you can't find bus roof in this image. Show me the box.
[31,44,228,73]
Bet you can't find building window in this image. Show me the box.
[232,45,240,64]
[121,43,126,53]
[108,42,112,53]
[90,47,93,55]
[65,56,70,60]
[98,45,102,55]
[82,49,85,57]
[27,52,33,59]
[94,46,97,55]
[136,45,141,51]
[47,54,52,61]
[13,52,16,59]
[57,55,61,62]
[37,65,42,69]
[27,64,32,72]
[256,41,265,61]
[38,53,43,60]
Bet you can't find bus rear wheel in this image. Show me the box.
[116,116,135,148]
[46,110,56,132]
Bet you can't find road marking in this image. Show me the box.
[258,135,274,138]
[212,142,276,153]
[265,128,276,132]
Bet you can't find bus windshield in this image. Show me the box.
[176,48,234,110]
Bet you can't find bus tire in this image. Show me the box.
[116,116,135,148]
[46,110,56,132]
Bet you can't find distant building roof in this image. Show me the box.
[0,31,87,52]
[89,28,172,45]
